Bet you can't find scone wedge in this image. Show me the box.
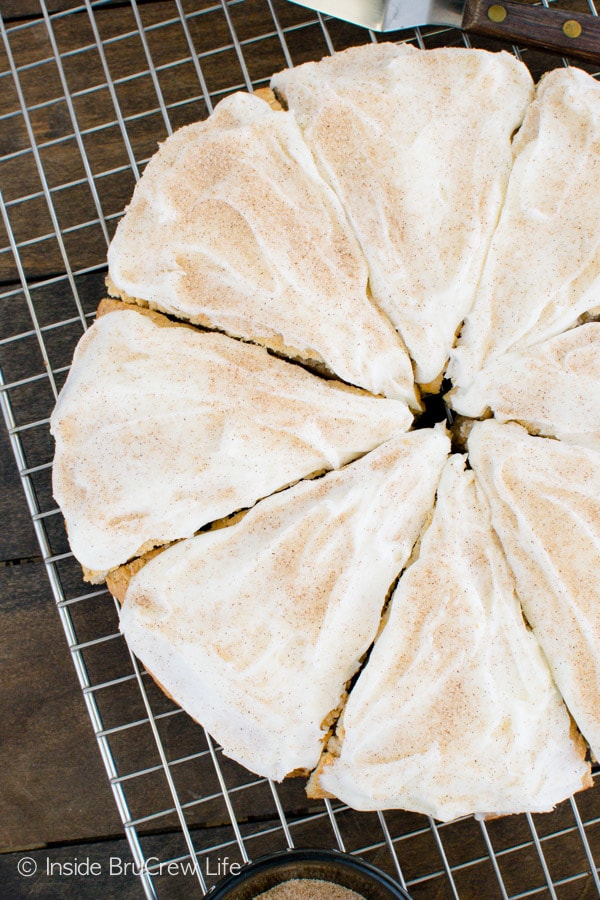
[272,44,533,388]
[447,322,600,453]
[310,455,591,821]
[107,91,416,405]
[449,66,600,397]
[50,302,412,581]
[118,429,450,782]
[469,420,600,762]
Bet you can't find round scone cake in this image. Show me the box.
[50,43,600,823]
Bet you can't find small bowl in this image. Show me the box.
[207,848,412,899]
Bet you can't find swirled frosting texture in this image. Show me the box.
[107,91,416,404]
[50,45,600,819]
[469,420,600,762]
[50,308,412,578]
[314,455,590,820]
[272,44,534,385]
[448,323,600,452]
[119,429,450,781]
[450,67,600,394]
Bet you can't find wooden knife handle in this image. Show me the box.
[462,1,600,64]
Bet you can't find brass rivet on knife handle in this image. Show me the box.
[462,0,600,65]
[487,5,507,24]
[563,20,582,40]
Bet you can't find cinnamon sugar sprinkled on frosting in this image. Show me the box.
[119,429,449,781]
[272,44,534,386]
[107,91,416,404]
[51,306,412,578]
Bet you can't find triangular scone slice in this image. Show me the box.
[118,428,450,782]
[50,305,412,581]
[447,323,600,453]
[468,420,600,762]
[311,455,591,821]
[106,91,416,406]
[272,44,533,388]
[449,67,600,396]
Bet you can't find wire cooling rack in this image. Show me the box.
[1,1,600,897]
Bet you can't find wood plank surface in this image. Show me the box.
[0,423,39,562]
[1,2,600,898]
[0,561,124,852]
[0,836,146,899]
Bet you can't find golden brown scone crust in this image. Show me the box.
[106,546,167,604]
[306,756,335,799]
[98,295,393,405]
[105,276,329,375]
[253,86,283,111]
[97,296,198,333]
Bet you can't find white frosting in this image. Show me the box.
[50,309,412,576]
[468,420,600,762]
[51,45,600,816]
[448,322,600,452]
[449,67,600,393]
[107,91,416,405]
[316,455,589,820]
[272,45,533,385]
[119,428,450,781]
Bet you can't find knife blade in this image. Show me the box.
[289,0,600,64]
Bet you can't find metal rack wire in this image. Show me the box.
[1,1,599,897]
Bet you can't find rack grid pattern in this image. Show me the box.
[1,1,599,897]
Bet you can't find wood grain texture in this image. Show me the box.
[0,836,146,899]
[0,562,123,852]
[0,0,84,20]
[1,2,600,897]
[463,0,600,64]
[0,0,308,282]
[0,423,39,562]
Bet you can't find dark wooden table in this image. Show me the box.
[1,2,599,898]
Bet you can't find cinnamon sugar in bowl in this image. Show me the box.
[256,878,364,898]
[207,849,411,900]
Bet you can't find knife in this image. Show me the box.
[289,0,600,64]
